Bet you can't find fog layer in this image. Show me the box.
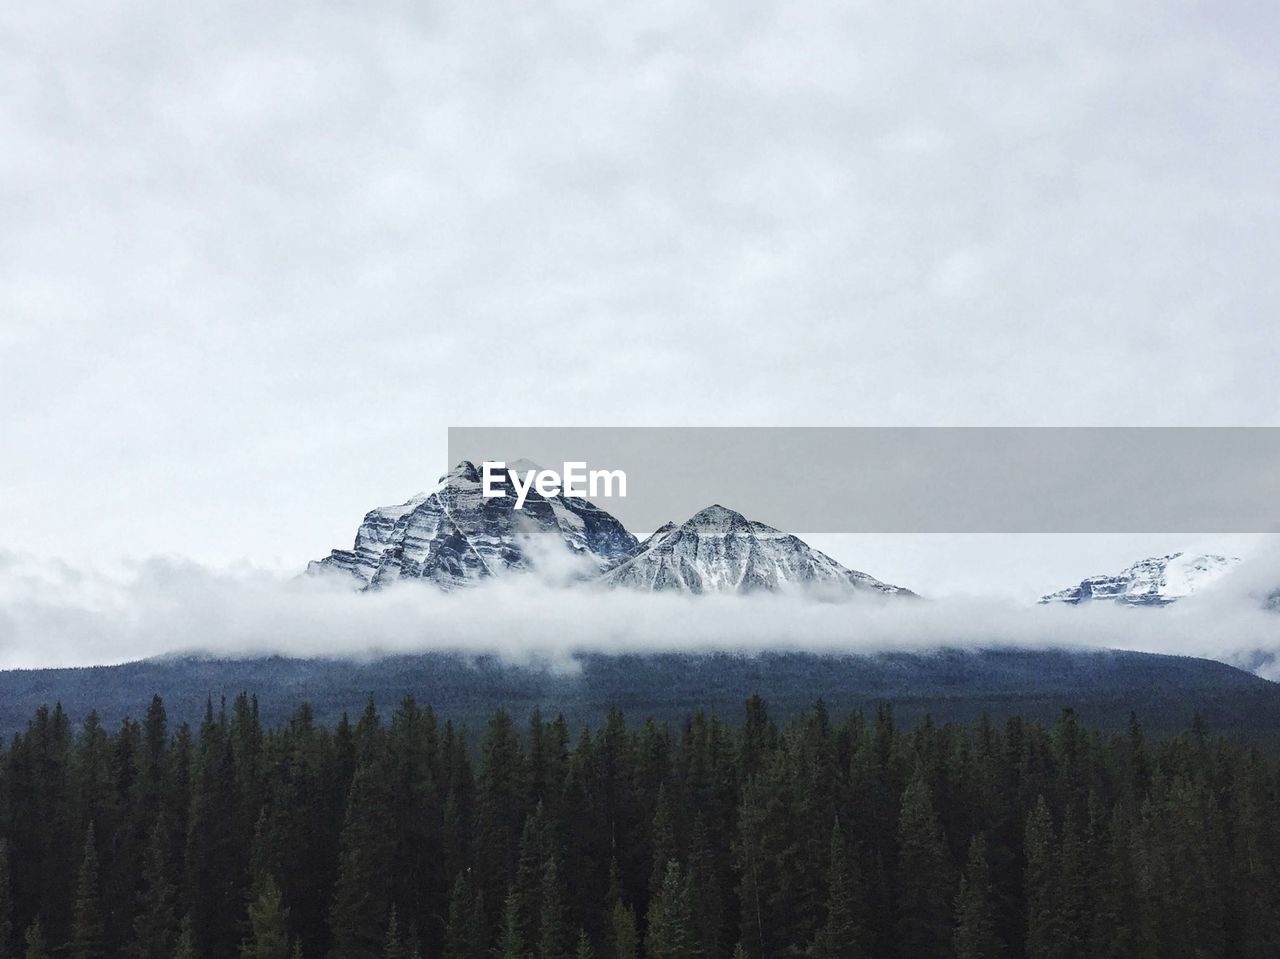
[1,549,1277,677]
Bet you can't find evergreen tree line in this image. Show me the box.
[0,693,1277,959]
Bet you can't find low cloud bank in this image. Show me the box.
[0,550,1278,677]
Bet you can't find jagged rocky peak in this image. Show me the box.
[1039,551,1241,606]
[601,504,913,597]
[633,521,678,552]
[308,461,638,590]
[688,504,743,527]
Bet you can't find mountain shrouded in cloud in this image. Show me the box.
[310,468,913,596]
[308,461,638,588]
[1039,552,1241,606]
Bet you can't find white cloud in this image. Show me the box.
[1,549,1277,677]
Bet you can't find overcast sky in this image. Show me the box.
[3,1,1279,600]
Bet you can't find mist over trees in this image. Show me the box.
[0,692,1276,959]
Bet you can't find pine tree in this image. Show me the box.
[443,873,485,959]
[515,806,550,949]
[1088,807,1128,959]
[140,696,168,808]
[1054,811,1090,957]
[241,875,290,959]
[609,901,638,959]
[734,782,767,959]
[1226,756,1276,958]
[808,821,869,959]
[573,931,594,959]
[1160,778,1227,959]
[186,707,246,959]
[21,921,48,959]
[740,695,774,784]
[645,861,695,959]
[497,892,526,959]
[1023,798,1057,959]
[0,841,12,959]
[173,918,197,959]
[953,835,1001,959]
[649,787,678,901]
[442,786,467,888]
[328,751,396,959]
[476,711,528,913]
[384,907,416,959]
[70,824,105,959]
[443,873,472,959]
[385,697,445,957]
[132,819,177,959]
[538,857,569,959]
[734,742,819,958]
[687,815,723,959]
[895,771,952,958]
[105,716,144,957]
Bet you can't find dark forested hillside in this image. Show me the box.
[1,692,1278,959]
[1,647,1277,743]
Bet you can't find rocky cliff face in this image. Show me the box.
[308,461,638,589]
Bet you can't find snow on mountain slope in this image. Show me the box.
[1039,552,1241,607]
[600,504,913,596]
[308,462,638,589]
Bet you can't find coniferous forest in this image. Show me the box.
[1,694,1277,959]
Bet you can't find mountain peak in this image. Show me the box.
[687,504,749,528]
[308,463,638,589]
[601,504,910,597]
[1040,552,1240,606]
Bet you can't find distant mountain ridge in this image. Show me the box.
[1040,552,1240,606]
[0,648,1275,741]
[310,468,1270,607]
[310,464,913,597]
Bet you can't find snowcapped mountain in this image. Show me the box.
[310,477,914,597]
[1039,552,1241,607]
[600,504,913,596]
[308,461,638,589]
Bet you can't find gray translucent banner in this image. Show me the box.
[447,427,1280,534]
